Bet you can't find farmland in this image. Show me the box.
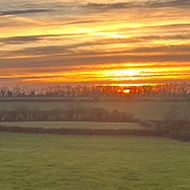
[0,121,145,130]
[0,133,190,190]
[0,100,189,120]
[0,99,189,189]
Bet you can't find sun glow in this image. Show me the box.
[103,69,140,77]
[116,89,131,94]
[97,83,158,87]
[123,89,131,93]
[93,32,126,38]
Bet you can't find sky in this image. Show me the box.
[0,0,190,87]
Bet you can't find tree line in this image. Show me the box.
[0,104,189,142]
[0,106,134,122]
[0,83,189,98]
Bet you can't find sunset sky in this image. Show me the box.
[0,0,190,86]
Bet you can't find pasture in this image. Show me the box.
[0,100,189,120]
[0,133,189,190]
[0,121,145,130]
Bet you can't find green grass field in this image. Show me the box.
[0,133,189,190]
[0,100,189,120]
[0,121,146,130]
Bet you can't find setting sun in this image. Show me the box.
[123,89,131,94]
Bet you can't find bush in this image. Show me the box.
[162,105,190,141]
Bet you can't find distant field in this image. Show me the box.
[0,100,189,120]
[0,121,146,130]
[0,133,189,190]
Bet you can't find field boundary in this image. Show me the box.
[0,125,166,137]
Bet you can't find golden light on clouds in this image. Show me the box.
[93,32,127,38]
[0,0,189,86]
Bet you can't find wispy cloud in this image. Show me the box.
[84,0,190,11]
[0,9,53,16]
[0,0,189,85]
[0,34,61,45]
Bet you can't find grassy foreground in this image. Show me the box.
[0,133,189,190]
